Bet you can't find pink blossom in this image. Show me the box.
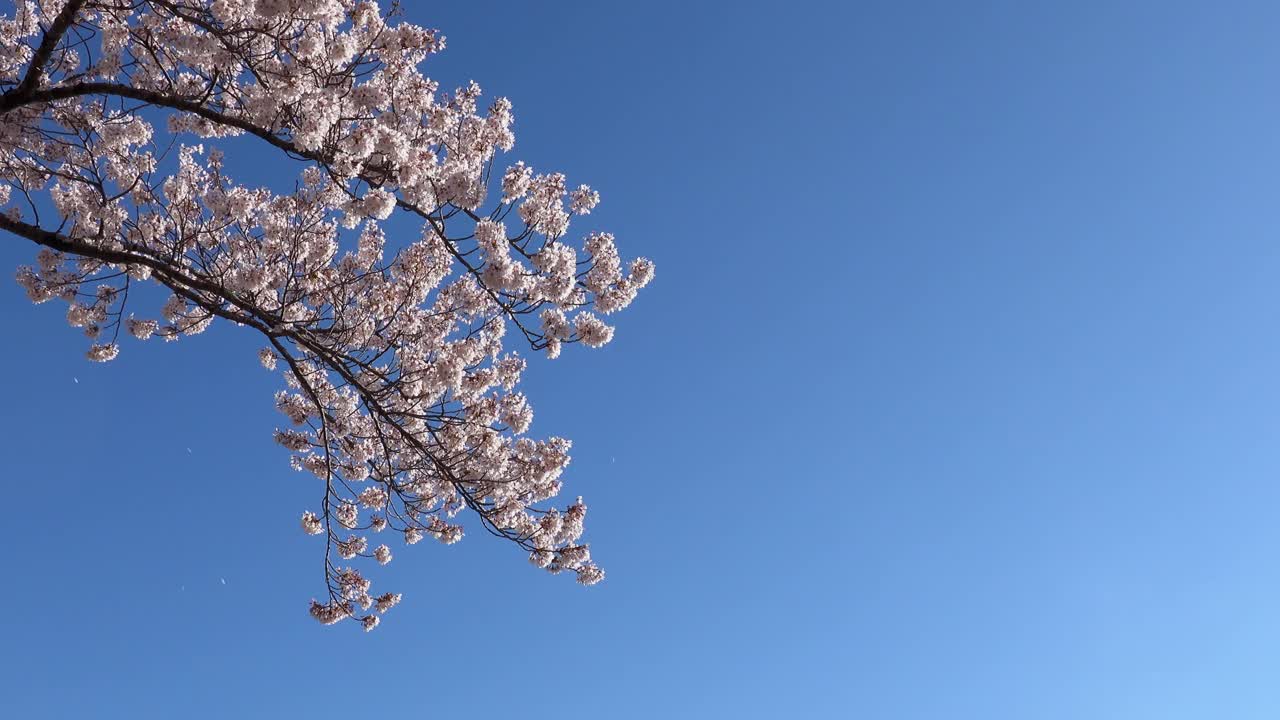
[1,1,653,631]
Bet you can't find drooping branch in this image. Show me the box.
[0,0,648,630]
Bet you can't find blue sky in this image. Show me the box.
[5,0,1280,717]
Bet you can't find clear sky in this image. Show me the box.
[4,0,1280,717]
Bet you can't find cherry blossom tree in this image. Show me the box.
[0,0,653,631]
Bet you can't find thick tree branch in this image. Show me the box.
[8,0,88,98]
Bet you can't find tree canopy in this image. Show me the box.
[0,0,653,630]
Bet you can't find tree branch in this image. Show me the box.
[0,81,327,164]
[7,0,88,99]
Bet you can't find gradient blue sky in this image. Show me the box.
[4,1,1280,717]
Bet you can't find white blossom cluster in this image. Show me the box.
[1,1,653,630]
